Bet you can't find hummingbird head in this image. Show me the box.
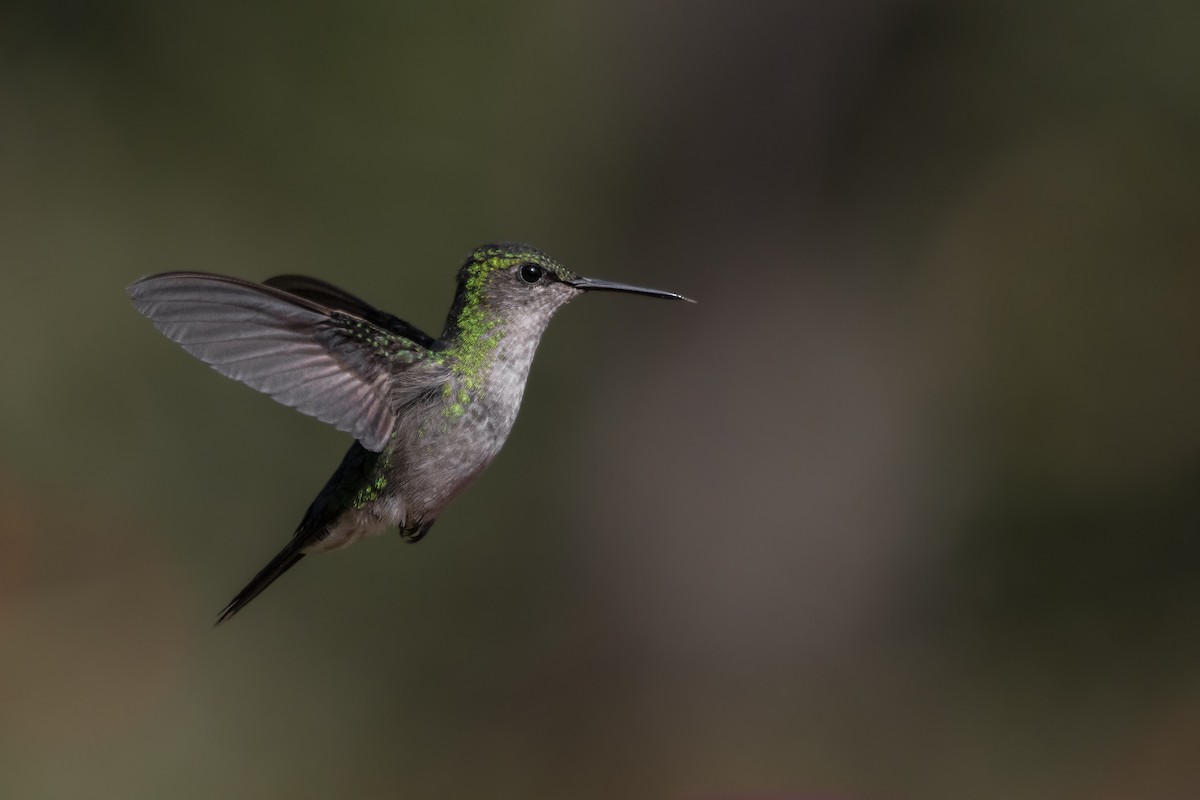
[445,242,692,340]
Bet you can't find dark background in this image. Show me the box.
[2,1,1198,798]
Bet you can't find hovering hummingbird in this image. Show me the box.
[127,242,692,623]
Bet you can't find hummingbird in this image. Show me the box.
[127,242,692,623]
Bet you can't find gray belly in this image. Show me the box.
[392,397,513,523]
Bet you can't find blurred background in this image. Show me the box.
[2,1,1198,798]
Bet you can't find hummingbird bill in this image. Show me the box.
[127,243,692,623]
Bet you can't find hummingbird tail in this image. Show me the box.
[215,541,307,625]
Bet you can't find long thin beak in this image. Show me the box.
[569,276,695,303]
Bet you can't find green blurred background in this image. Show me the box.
[2,1,1198,798]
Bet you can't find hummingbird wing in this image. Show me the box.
[127,272,446,452]
[262,274,437,348]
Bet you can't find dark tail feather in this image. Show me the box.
[215,541,307,625]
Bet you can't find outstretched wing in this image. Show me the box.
[127,272,445,452]
[262,274,437,348]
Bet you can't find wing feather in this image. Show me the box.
[262,274,437,347]
[127,272,443,452]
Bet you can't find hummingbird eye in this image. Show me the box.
[519,264,544,284]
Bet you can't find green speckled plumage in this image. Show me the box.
[127,242,691,623]
[443,245,568,391]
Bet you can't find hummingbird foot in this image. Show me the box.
[400,520,435,543]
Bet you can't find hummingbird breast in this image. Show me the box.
[326,297,561,544]
[380,341,539,529]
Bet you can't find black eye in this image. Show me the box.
[519,263,544,284]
